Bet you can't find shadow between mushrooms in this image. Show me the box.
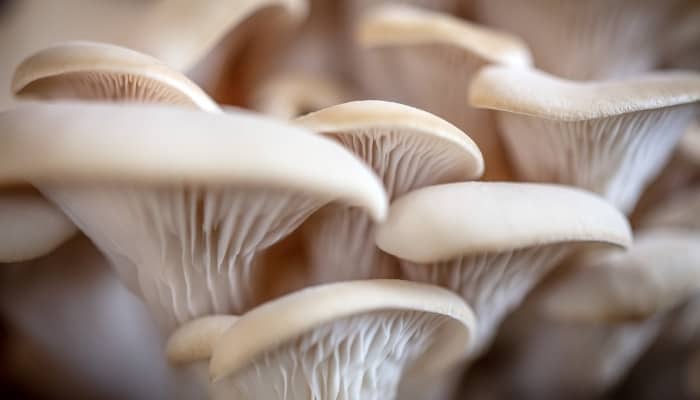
[0,101,387,332]
[469,66,700,213]
[296,100,483,284]
[167,280,475,400]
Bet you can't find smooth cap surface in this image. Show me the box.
[376,182,632,263]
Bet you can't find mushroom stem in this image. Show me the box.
[403,244,569,353]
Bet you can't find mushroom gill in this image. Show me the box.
[296,100,483,284]
[376,182,632,353]
[168,280,475,400]
[470,66,700,213]
[12,41,220,112]
[472,0,688,80]
[354,3,531,180]
[0,102,387,331]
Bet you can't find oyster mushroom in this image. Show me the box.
[473,0,687,80]
[2,40,220,261]
[296,100,483,283]
[519,230,700,397]
[0,0,308,109]
[354,3,532,180]
[0,101,387,331]
[167,280,476,400]
[470,66,700,213]
[376,181,632,352]
[12,41,220,112]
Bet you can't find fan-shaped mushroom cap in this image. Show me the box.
[168,280,475,400]
[470,66,700,213]
[296,100,483,283]
[0,188,76,263]
[0,0,308,109]
[354,3,531,180]
[540,230,700,323]
[473,0,685,80]
[0,102,387,331]
[12,41,220,112]
[376,182,632,351]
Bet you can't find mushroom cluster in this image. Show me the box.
[0,1,699,399]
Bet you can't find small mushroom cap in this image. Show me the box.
[539,230,700,323]
[0,102,387,221]
[356,3,531,67]
[253,73,350,119]
[209,279,476,381]
[469,66,700,121]
[167,315,238,365]
[12,41,220,112]
[376,182,632,263]
[296,100,484,179]
[0,189,77,262]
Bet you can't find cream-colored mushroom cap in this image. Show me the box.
[357,3,531,67]
[0,189,76,262]
[209,279,475,380]
[469,66,700,121]
[376,182,632,263]
[12,41,220,112]
[0,101,386,220]
[296,100,484,180]
[540,230,700,323]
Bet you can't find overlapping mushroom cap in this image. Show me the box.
[472,0,691,80]
[12,41,220,111]
[296,100,483,283]
[470,66,700,213]
[354,3,531,180]
[0,101,387,331]
[0,0,309,109]
[376,182,632,352]
[167,280,476,400]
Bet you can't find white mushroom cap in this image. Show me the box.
[0,188,76,263]
[356,3,531,66]
[354,3,531,180]
[472,0,684,80]
[169,280,475,400]
[0,0,308,109]
[376,182,631,352]
[12,41,220,112]
[296,100,483,283]
[470,66,700,212]
[377,182,631,262]
[0,102,387,330]
[540,230,700,323]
